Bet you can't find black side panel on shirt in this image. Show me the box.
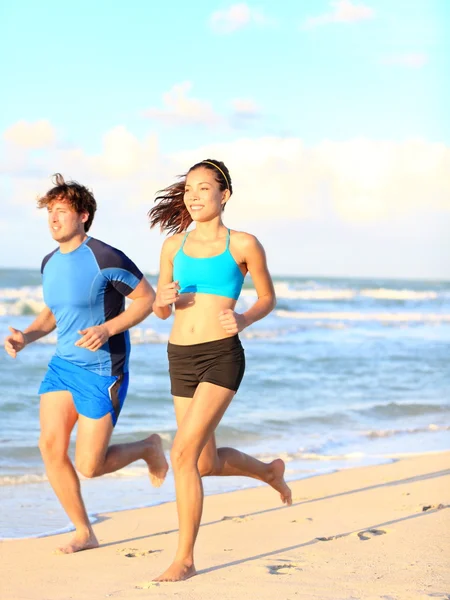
[41,247,59,274]
[104,282,127,376]
[86,237,142,377]
[86,238,143,280]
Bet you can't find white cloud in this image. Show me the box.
[314,138,450,221]
[303,0,374,28]
[143,82,222,127]
[381,53,428,68]
[170,137,450,223]
[2,126,449,278]
[143,85,262,130]
[3,128,450,277]
[5,176,49,209]
[3,120,56,149]
[90,126,158,178]
[3,126,450,226]
[209,3,270,34]
[231,98,261,118]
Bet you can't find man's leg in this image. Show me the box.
[39,391,99,554]
[74,413,168,486]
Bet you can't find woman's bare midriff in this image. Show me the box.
[169,292,238,345]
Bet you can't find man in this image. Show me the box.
[4,174,168,554]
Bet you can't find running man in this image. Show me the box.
[4,174,168,553]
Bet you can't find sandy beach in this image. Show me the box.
[1,450,449,600]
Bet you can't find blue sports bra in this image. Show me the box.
[173,229,245,300]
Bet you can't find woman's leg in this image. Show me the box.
[173,396,292,504]
[154,382,235,582]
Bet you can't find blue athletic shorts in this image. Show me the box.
[38,356,129,426]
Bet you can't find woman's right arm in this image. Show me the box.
[152,237,181,320]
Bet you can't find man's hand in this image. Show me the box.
[75,324,109,352]
[4,327,27,358]
[218,310,247,335]
[154,281,181,309]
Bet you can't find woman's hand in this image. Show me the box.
[218,309,247,334]
[154,281,181,308]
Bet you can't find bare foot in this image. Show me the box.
[144,434,169,487]
[267,458,292,506]
[54,530,99,554]
[153,560,197,582]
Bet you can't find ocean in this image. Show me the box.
[0,269,449,539]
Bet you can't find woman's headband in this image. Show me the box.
[201,161,230,190]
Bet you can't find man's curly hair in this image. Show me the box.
[37,173,97,232]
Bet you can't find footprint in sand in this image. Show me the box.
[357,529,387,541]
[422,503,446,512]
[221,515,252,523]
[135,581,160,589]
[117,547,157,558]
[316,533,347,542]
[268,562,303,575]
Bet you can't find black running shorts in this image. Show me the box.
[167,335,245,398]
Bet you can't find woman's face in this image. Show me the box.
[183,167,228,222]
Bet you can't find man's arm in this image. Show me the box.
[75,277,156,352]
[4,306,56,358]
[105,277,156,336]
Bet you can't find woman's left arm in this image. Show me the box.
[219,235,276,334]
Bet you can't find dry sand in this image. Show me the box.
[1,451,449,600]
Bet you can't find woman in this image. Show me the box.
[149,159,292,581]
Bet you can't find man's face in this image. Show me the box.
[47,200,88,243]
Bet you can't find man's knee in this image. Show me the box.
[198,460,218,477]
[38,433,67,463]
[75,457,102,479]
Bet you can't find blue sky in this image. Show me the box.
[1,0,449,278]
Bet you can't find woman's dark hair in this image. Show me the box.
[149,159,232,234]
[37,173,97,232]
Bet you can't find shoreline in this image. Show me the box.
[3,450,449,599]
[1,448,447,542]
[2,266,449,283]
